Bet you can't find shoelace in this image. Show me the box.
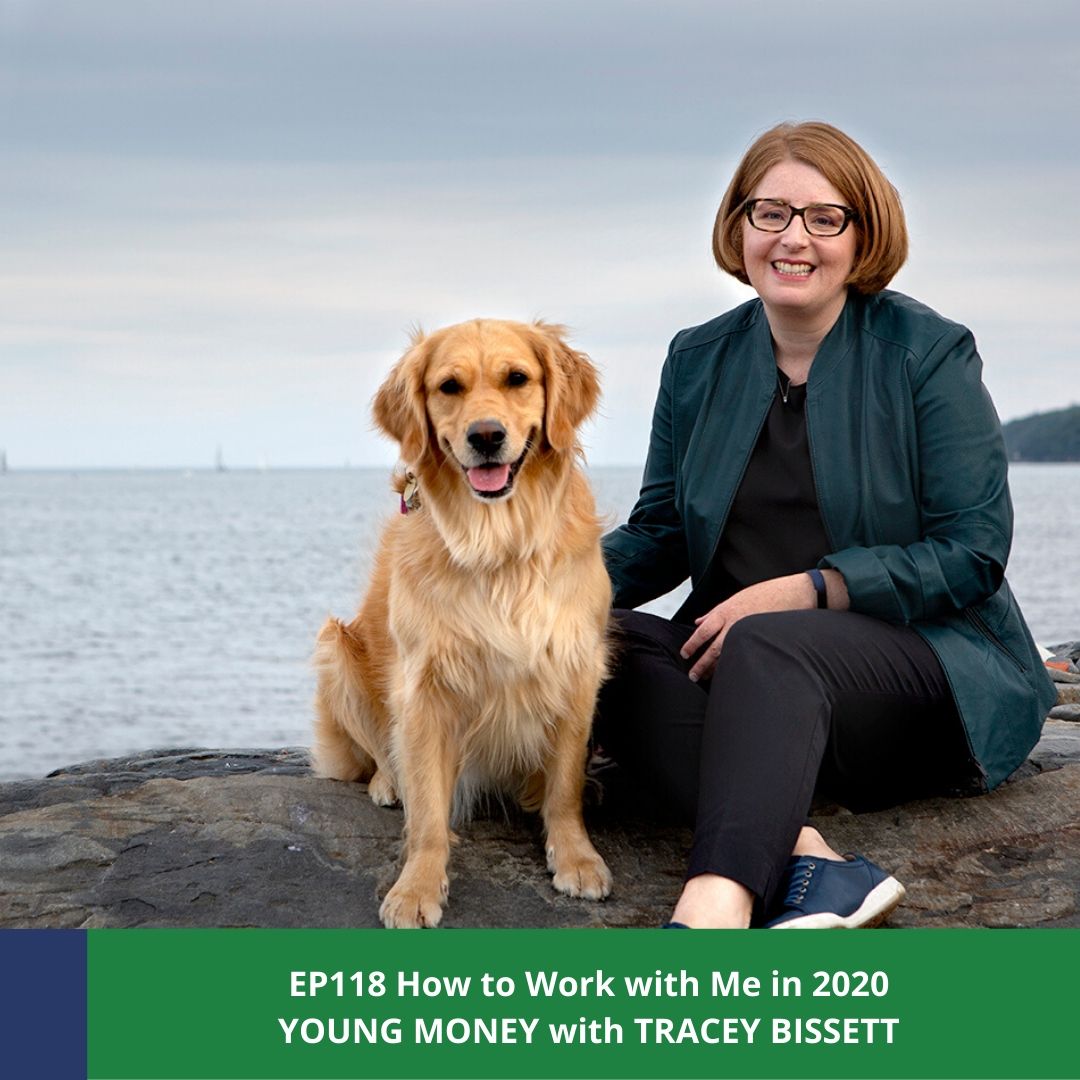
[779,861,817,909]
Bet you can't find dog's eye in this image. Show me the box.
[439,378,462,395]
[507,371,528,387]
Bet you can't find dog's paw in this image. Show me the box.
[367,769,399,807]
[549,848,613,901]
[379,875,449,929]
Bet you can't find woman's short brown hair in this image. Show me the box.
[713,121,908,295]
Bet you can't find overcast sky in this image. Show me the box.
[1,0,1078,468]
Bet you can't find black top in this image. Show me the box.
[710,373,831,600]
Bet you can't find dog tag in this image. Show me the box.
[400,474,421,514]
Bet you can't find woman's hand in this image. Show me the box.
[680,571,848,683]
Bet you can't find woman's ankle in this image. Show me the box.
[670,873,753,929]
[791,826,844,861]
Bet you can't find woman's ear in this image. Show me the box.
[530,321,600,452]
[372,332,430,465]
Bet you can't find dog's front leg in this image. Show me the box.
[541,685,612,901]
[379,701,459,929]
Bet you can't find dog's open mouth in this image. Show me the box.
[464,440,532,500]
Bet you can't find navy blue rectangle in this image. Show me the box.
[0,929,87,1080]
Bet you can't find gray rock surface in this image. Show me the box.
[1048,640,1080,661]
[3,725,1080,929]
[1049,703,1080,721]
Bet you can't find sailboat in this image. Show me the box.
[215,446,226,472]
[0,449,6,474]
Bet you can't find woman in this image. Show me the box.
[599,121,1056,929]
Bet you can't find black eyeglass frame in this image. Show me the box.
[743,199,857,237]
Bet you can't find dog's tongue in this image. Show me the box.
[467,464,511,492]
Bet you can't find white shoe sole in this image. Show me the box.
[769,876,906,930]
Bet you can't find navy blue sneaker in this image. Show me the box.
[766,854,905,929]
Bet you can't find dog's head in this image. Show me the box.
[372,319,599,502]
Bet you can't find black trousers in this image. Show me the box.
[595,608,974,916]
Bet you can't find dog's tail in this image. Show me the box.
[311,617,377,782]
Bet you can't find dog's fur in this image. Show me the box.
[312,318,612,928]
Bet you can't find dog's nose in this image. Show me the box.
[467,420,507,456]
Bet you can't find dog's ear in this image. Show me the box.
[529,321,600,452]
[372,331,430,465]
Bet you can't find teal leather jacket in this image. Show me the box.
[603,289,1055,790]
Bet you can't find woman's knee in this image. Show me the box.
[715,610,820,671]
[710,612,834,712]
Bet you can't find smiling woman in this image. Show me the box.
[713,122,909,297]
[598,120,1057,932]
[711,123,908,390]
[736,160,858,378]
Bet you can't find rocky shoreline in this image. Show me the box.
[2,663,1080,928]
[1045,639,1080,721]
[1,642,1077,930]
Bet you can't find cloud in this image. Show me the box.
[1,1,1077,465]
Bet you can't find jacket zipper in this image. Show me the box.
[964,607,1028,673]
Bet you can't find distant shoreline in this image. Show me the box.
[3,461,1080,474]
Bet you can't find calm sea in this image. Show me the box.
[1,465,1077,781]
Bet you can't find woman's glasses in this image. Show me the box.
[744,199,856,237]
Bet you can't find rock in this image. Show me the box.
[1045,639,1080,665]
[1056,683,1080,705]
[1048,640,1080,658]
[1048,704,1080,721]
[1048,667,1080,684]
[1047,661,1080,676]
[2,727,1080,929]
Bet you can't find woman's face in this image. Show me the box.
[741,159,857,326]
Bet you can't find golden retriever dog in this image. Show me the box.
[312,319,612,928]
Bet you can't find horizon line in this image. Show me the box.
[0,461,651,473]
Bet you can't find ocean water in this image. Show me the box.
[1,464,1077,781]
